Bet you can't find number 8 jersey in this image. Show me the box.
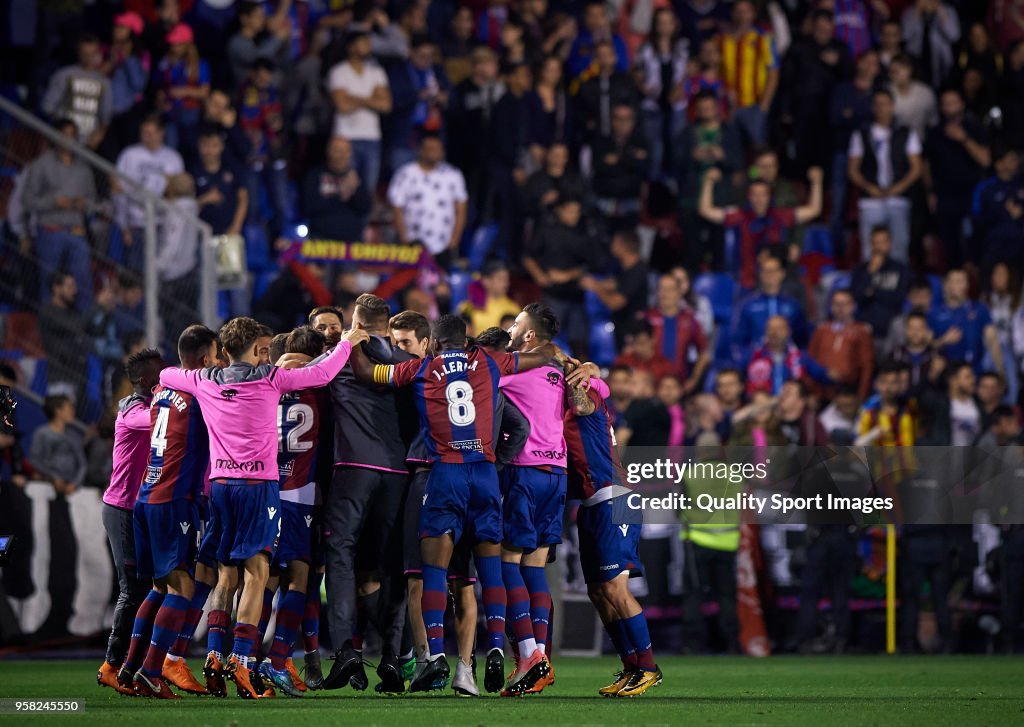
[137,385,211,504]
[373,348,519,464]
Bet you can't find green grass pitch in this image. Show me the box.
[1,656,1023,726]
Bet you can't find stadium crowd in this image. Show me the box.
[0,0,1023,682]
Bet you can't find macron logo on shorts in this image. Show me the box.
[304,515,312,528]
[268,506,277,520]
[619,524,629,537]
[180,521,190,535]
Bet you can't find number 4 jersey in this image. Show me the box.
[373,348,520,464]
[136,385,211,505]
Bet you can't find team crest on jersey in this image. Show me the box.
[546,371,561,387]
[180,521,190,534]
[220,388,239,400]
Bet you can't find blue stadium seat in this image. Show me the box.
[244,223,273,272]
[82,353,104,423]
[15,395,47,453]
[928,274,943,302]
[693,273,736,326]
[467,224,499,271]
[448,270,472,310]
[30,359,48,398]
[588,320,617,367]
[584,289,612,321]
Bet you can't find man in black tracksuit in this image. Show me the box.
[318,295,417,692]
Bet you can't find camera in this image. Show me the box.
[0,535,12,566]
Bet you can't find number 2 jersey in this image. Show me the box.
[374,348,520,464]
[277,388,327,506]
[136,385,211,505]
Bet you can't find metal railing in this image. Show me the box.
[0,95,219,343]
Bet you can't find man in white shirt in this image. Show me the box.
[114,115,185,270]
[387,134,468,267]
[847,88,922,262]
[328,30,392,193]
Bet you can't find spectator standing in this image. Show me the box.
[643,272,710,393]
[923,87,991,270]
[114,115,185,271]
[901,0,960,88]
[850,225,910,344]
[892,311,937,390]
[191,128,248,237]
[780,9,853,171]
[808,289,875,400]
[387,34,449,172]
[387,134,468,267]
[447,47,504,207]
[301,136,371,241]
[487,62,533,260]
[819,385,862,439]
[745,315,832,396]
[41,33,112,149]
[567,0,630,83]
[576,40,638,148]
[527,55,573,154]
[522,143,589,230]
[100,13,150,155]
[21,118,97,310]
[829,50,882,246]
[635,8,690,179]
[676,0,731,50]
[971,145,1024,274]
[238,58,290,235]
[888,53,937,140]
[523,195,592,356]
[157,173,201,345]
[717,0,780,148]
[591,104,649,225]
[698,165,823,291]
[847,88,923,262]
[28,395,85,496]
[155,24,210,163]
[226,1,290,88]
[327,30,392,193]
[614,320,677,383]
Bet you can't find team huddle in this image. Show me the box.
[95,294,661,701]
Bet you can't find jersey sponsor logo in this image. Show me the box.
[279,460,295,479]
[215,458,265,472]
[448,438,483,452]
[619,524,629,537]
[220,388,239,400]
[180,521,190,535]
[530,449,566,460]
[431,353,479,381]
[268,506,278,520]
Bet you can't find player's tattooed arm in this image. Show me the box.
[564,360,601,387]
[567,382,596,416]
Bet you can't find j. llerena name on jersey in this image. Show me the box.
[431,352,480,380]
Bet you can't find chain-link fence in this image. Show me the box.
[0,95,217,422]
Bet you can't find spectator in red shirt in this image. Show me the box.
[808,288,875,400]
[698,165,824,290]
[644,273,710,394]
[614,319,676,383]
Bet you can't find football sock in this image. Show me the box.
[622,613,655,671]
[608,618,637,669]
[255,588,275,660]
[168,580,212,660]
[502,561,537,658]
[475,555,506,652]
[142,594,189,677]
[522,565,551,655]
[125,590,164,672]
[231,622,259,669]
[303,572,322,653]
[269,589,305,670]
[206,609,231,659]
[421,565,448,657]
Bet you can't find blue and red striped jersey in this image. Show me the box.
[137,386,210,504]
[277,388,324,504]
[564,387,626,501]
[375,348,519,464]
